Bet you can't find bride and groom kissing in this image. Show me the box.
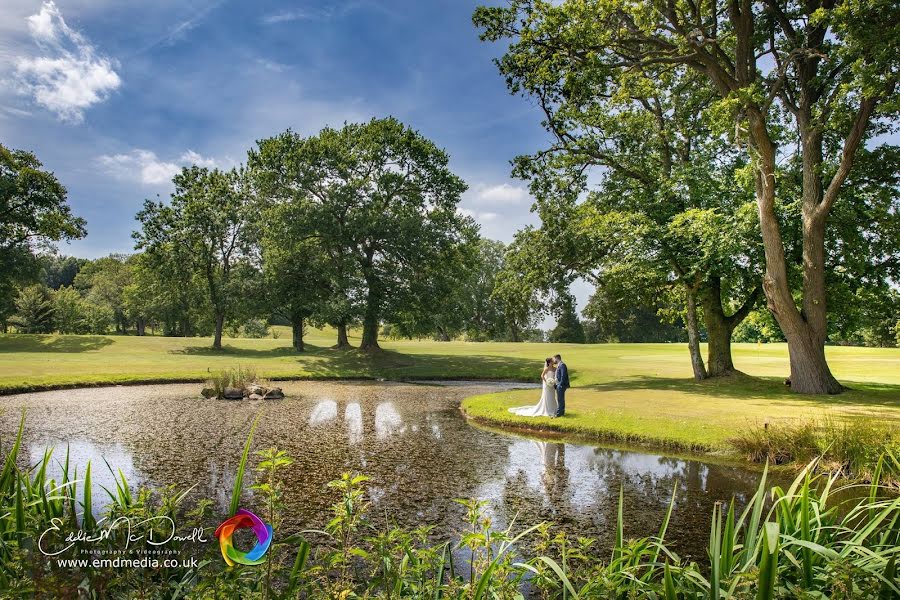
[509,354,570,418]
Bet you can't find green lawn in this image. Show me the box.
[1,328,898,453]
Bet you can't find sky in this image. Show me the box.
[0,0,594,321]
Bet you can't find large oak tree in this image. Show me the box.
[475,0,897,393]
[250,118,474,351]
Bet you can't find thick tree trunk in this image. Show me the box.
[136,318,146,336]
[334,322,351,349]
[360,314,380,351]
[784,329,842,394]
[360,282,381,351]
[684,286,708,381]
[291,318,305,352]
[705,313,734,377]
[213,313,224,350]
[359,254,382,352]
[700,277,760,377]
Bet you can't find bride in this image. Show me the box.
[509,358,558,417]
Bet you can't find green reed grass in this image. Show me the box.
[730,416,900,482]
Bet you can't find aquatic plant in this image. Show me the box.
[1,410,898,598]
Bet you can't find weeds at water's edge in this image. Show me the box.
[1,409,899,598]
[729,417,900,485]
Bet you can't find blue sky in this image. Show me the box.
[0,0,555,256]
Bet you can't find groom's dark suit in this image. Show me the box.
[554,361,570,417]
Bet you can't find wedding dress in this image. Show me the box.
[508,371,558,417]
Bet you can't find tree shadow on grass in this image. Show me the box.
[300,348,538,380]
[0,334,114,353]
[171,343,307,357]
[580,375,900,410]
[172,343,538,381]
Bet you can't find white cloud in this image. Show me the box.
[458,207,500,223]
[14,1,120,123]
[98,149,223,186]
[472,182,528,205]
[260,10,315,25]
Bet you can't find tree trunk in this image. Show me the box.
[784,329,842,394]
[136,318,146,337]
[359,260,382,352]
[213,313,224,350]
[291,318,305,352]
[360,314,380,351]
[334,322,351,349]
[684,286,708,381]
[704,312,734,377]
[699,276,760,378]
[359,286,381,351]
[747,109,844,394]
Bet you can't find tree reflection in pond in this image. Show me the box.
[0,381,772,561]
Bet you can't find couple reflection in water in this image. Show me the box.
[531,440,569,514]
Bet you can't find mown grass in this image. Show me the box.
[1,328,898,463]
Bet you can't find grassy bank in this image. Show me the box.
[1,328,898,463]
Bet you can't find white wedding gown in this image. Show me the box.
[509,371,558,417]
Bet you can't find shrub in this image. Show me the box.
[10,284,55,333]
[242,318,269,339]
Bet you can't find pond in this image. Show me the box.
[0,381,771,561]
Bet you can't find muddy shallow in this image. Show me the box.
[0,381,768,560]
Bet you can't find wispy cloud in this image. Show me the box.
[471,183,529,205]
[14,1,120,123]
[458,207,500,222]
[163,1,223,45]
[97,149,225,186]
[260,9,316,25]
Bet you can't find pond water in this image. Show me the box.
[0,381,770,561]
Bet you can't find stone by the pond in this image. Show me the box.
[222,387,244,400]
[200,387,216,399]
[248,393,264,401]
[247,384,265,396]
[263,387,284,400]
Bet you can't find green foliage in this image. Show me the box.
[474,3,764,371]
[50,286,87,334]
[733,309,786,344]
[549,300,585,344]
[10,284,55,333]
[0,144,86,303]
[491,229,546,342]
[249,118,474,351]
[38,254,86,289]
[241,318,270,339]
[135,167,254,348]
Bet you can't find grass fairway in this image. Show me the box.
[1,328,898,453]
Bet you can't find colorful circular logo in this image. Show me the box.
[214,508,273,566]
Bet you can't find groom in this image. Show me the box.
[553,354,569,417]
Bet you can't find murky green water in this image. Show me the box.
[0,381,769,560]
